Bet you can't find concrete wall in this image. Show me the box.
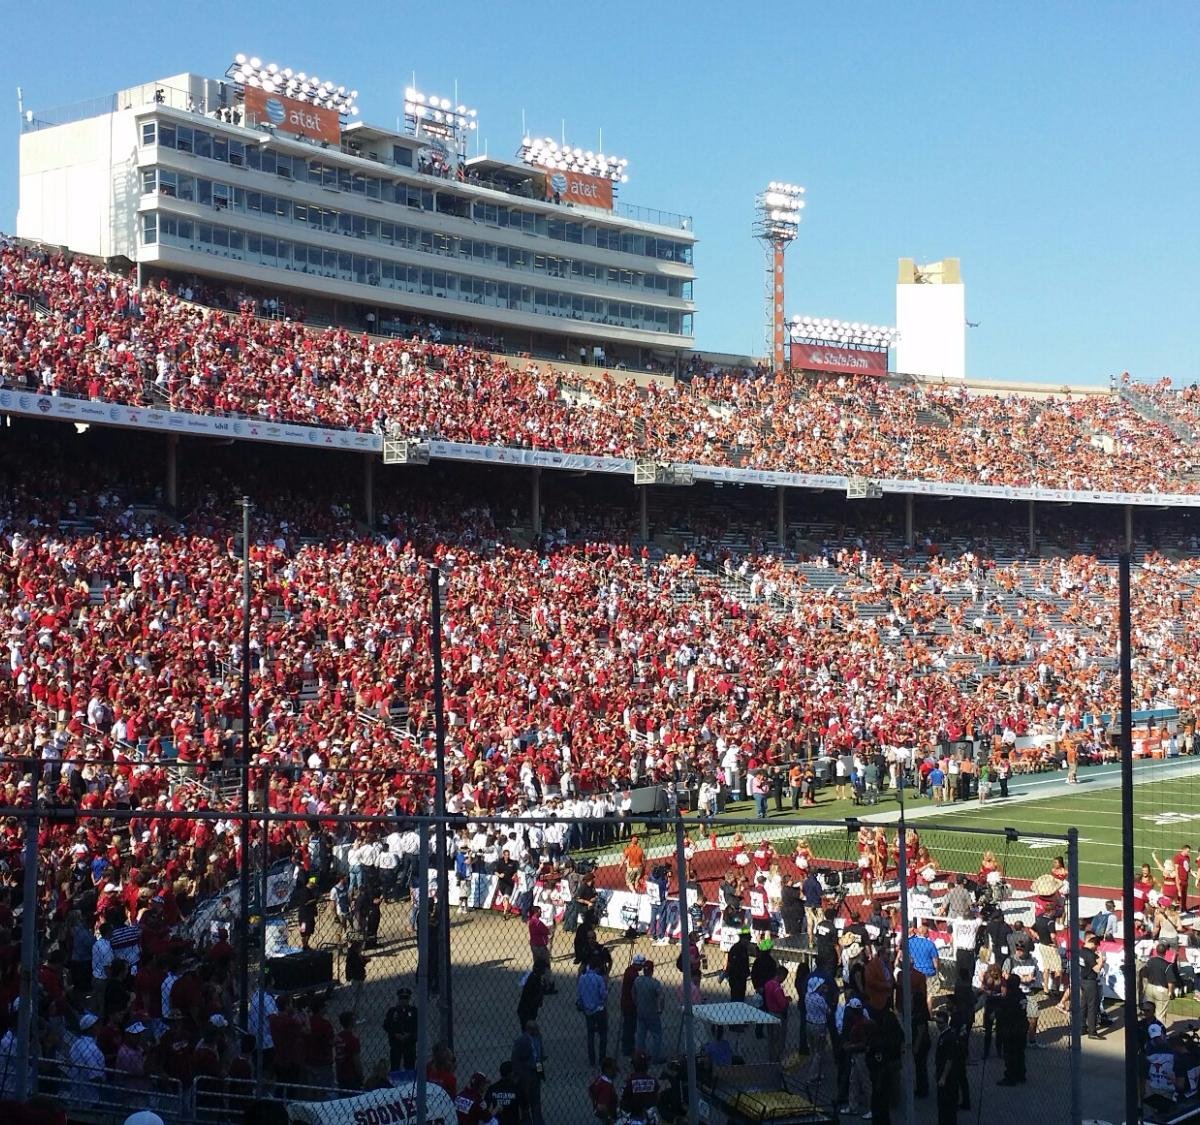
[18,110,141,260]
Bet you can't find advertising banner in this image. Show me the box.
[243,86,340,144]
[288,1082,457,1125]
[790,341,888,376]
[541,166,614,210]
[5,389,1200,509]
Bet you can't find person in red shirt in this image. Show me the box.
[527,905,552,984]
[454,1070,490,1124]
[426,1041,458,1098]
[1173,844,1192,912]
[588,1057,619,1123]
[269,994,307,1088]
[335,1010,363,1090]
[305,996,336,1089]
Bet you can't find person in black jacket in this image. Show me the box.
[750,941,779,995]
[382,986,418,1070]
[724,931,751,1001]
[517,962,548,1031]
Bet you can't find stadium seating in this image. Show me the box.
[4,240,1200,494]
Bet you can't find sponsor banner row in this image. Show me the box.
[5,390,1200,509]
[0,390,381,452]
[428,439,631,475]
[790,341,889,376]
[242,86,340,145]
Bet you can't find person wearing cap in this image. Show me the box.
[994,974,1028,1087]
[297,876,320,951]
[115,1021,149,1081]
[67,1011,106,1102]
[383,986,419,1071]
[1143,1019,1183,1099]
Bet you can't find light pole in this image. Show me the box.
[238,496,252,1030]
[754,182,805,373]
[429,565,453,1048]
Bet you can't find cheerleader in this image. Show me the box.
[872,827,889,882]
[1152,853,1179,908]
[1134,862,1157,921]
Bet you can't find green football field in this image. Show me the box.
[690,759,1200,896]
[837,760,1200,894]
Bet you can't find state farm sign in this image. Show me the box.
[243,87,340,144]
[541,167,614,211]
[790,342,889,376]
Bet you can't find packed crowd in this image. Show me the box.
[4,240,1200,494]
[0,411,1199,1119]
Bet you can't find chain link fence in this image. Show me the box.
[0,794,1091,1124]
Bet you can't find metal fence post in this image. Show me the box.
[897,774,915,1125]
[15,803,38,1100]
[416,822,430,1125]
[429,567,453,1050]
[1067,827,1082,1125]
[254,781,269,1096]
[673,816,699,1125]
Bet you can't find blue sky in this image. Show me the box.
[4,1,1198,384]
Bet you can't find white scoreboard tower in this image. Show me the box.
[895,258,965,380]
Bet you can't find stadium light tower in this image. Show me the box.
[754,182,805,373]
[403,85,478,161]
[227,55,360,119]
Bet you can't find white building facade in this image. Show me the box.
[18,72,696,368]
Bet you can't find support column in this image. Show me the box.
[904,493,915,549]
[1028,499,1036,555]
[165,434,178,510]
[639,486,649,542]
[776,486,786,550]
[531,468,542,537]
[363,454,375,529]
[1125,504,1133,553]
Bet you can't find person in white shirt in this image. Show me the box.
[66,1013,106,1102]
[91,924,114,990]
[722,745,741,801]
[248,987,277,1053]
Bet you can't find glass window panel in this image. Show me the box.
[193,130,212,159]
[141,122,157,146]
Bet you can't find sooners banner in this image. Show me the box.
[791,342,888,377]
[243,86,340,144]
[289,1083,457,1125]
[542,166,614,210]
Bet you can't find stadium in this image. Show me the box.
[1,37,1199,1125]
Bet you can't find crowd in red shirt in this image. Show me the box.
[3,240,1200,495]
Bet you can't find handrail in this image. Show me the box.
[33,1054,184,1121]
